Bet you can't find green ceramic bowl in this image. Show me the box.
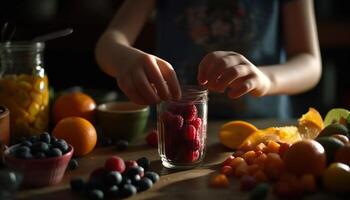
[96,101,150,142]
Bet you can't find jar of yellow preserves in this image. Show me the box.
[0,42,49,141]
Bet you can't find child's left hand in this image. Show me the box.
[197,51,272,98]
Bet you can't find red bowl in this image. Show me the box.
[3,144,74,188]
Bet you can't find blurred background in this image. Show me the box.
[0,0,349,118]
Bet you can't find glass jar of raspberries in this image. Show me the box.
[157,86,208,169]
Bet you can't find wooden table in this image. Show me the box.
[16,119,340,200]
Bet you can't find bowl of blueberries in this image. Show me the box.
[3,132,74,187]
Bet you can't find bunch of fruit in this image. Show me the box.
[11,133,69,159]
[158,103,204,163]
[70,156,159,199]
[211,108,350,198]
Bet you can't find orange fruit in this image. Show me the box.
[52,117,97,156]
[52,92,96,124]
[239,126,301,150]
[219,121,258,149]
[283,139,326,176]
[298,107,324,139]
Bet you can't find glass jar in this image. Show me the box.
[157,86,208,169]
[0,42,49,141]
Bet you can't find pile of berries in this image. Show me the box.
[209,141,319,199]
[11,133,70,159]
[70,156,159,199]
[159,103,204,163]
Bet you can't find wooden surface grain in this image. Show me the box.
[15,119,341,200]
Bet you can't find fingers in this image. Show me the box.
[214,65,249,92]
[198,51,247,90]
[132,69,161,104]
[156,58,181,101]
[227,75,257,99]
[143,56,171,101]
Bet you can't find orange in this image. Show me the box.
[283,139,326,176]
[219,121,258,149]
[52,117,97,156]
[52,92,96,124]
[297,107,324,139]
[239,126,301,150]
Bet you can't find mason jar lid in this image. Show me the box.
[0,41,45,51]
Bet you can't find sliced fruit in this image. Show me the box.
[219,121,258,149]
[298,107,324,139]
[324,108,350,127]
[239,126,301,150]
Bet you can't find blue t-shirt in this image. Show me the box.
[156,0,291,119]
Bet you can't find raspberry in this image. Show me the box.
[145,129,158,148]
[171,115,184,131]
[89,167,108,181]
[160,111,173,124]
[190,117,202,130]
[182,104,197,122]
[184,150,200,162]
[124,160,138,169]
[190,138,201,151]
[184,124,197,141]
[104,156,126,173]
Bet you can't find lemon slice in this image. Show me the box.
[324,108,350,127]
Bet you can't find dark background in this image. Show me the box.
[0,0,349,118]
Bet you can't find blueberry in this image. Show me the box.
[39,132,51,143]
[70,177,85,192]
[15,146,30,154]
[34,152,46,159]
[29,135,39,143]
[86,178,105,191]
[144,171,160,183]
[46,148,62,157]
[135,177,153,192]
[52,139,69,153]
[105,171,122,186]
[0,170,22,190]
[106,185,119,197]
[88,189,104,200]
[16,151,32,159]
[131,174,142,185]
[15,137,26,144]
[116,140,128,150]
[119,176,131,187]
[69,159,79,170]
[100,137,113,147]
[31,142,49,153]
[136,157,150,171]
[125,166,144,178]
[15,146,30,158]
[20,140,32,147]
[118,184,137,198]
[50,136,58,144]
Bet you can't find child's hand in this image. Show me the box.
[197,51,272,98]
[116,51,181,105]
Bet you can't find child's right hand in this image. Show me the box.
[114,50,181,105]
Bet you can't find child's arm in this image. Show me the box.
[198,0,321,98]
[95,0,181,105]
